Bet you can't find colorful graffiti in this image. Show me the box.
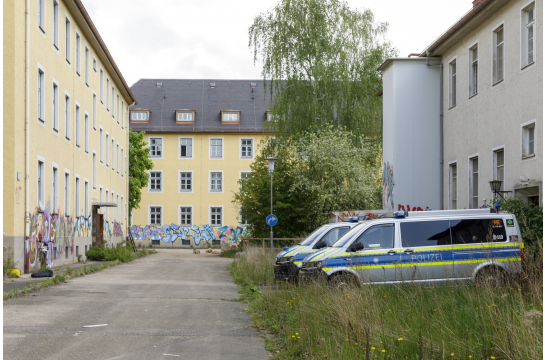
[382,162,394,210]
[398,204,430,212]
[129,224,252,245]
[335,210,383,222]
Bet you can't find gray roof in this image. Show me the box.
[129,79,272,133]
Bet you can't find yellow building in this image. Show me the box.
[3,0,136,271]
[128,80,271,247]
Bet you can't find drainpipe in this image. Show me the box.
[426,55,444,210]
[24,0,31,274]
[127,101,135,233]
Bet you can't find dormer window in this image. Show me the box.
[221,110,240,124]
[176,110,195,124]
[130,110,150,123]
[266,111,281,122]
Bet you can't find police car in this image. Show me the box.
[273,220,361,281]
[299,209,523,288]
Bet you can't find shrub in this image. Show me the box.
[86,243,136,262]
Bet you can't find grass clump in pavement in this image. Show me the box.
[231,247,543,359]
[86,243,155,262]
[219,249,238,258]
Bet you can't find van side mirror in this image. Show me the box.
[351,242,364,252]
[314,239,327,249]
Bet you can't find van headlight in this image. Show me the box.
[315,261,323,269]
[276,256,295,264]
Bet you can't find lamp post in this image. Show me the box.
[489,180,510,212]
[265,157,277,252]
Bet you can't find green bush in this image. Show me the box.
[500,197,543,246]
[86,244,135,262]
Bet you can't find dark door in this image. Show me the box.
[92,213,103,246]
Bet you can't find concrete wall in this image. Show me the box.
[441,0,543,208]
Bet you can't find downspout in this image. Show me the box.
[426,56,444,210]
[127,101,135,231]
[24,0,31,274]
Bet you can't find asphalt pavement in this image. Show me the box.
[3,249,269,360]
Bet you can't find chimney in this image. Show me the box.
[210,83,215,89]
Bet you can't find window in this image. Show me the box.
[400,221,451,247]
[451,219,507,244]
[105,190,108,219]
[180,207,192,226]
[92,93,97,129]
[64,173,69,215]
[105,133,109,166]
[180,138,192,158]
[469,157,479,208]
[493,26,504,84]
[100,69,103,103]
[111,139,114,170]
[522,122,535,158]
[84,181,88,217]
[93,153,96,189]
[84,113,89,153]
[52,82,59,130]
[352,225,395,250]
[116,194,119,221]
[116,144,119,173]
[121,148,124,177]
[106,78,109,110]
[222,112,239,122]
[93,57,97,72]
[469,45,478,97]
[177,112,193,122]
[210,207,222,226]
[65,95,70,139]
[75,105,80,147]
[121,101,124,128]
[37,160,44,208]
[65,17,71,63]
[522,4,536,67]
[38,68,45,121]
[267,112,281,122]
[53,1,59,47]
[449,59,456,108]
[180,172,192,192]
[111,86,115,116]
[150,207,162,226]
[75,177,80,216]
[38,0,44,31]
[150,138,162,158]
[116,94,120,123]
[150,171,162,191]
[131,112,148,121]
[240,172,251,190]
[241,139,253,159]
[121,196,124,224]
[210,172,222,192]
[85,47,89,85]
[76,33,81,75]
[449,163,457,210]
[493,149,504,191]
[52,167,58,212]
[239,206,249,226]
[100,128,103,162]
[210,139,222,158]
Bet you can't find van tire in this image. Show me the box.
[475,266,506,288]
[329,273,359,290]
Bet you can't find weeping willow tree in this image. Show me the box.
[249,0,396,142]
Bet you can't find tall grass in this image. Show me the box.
[232,247,543,359]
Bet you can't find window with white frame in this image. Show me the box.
[111,139,114,170]
[105,190,109,219]
[150,206,162,226]
[85,46,89,84]
[150,171,162,191]
[241,139,253,159]
[240,172,252,190]
[493,26,504,84]
[100,69,103,103]
[111,86,115,116]
[52,167,58,212]
[38,68,45,121]
[93,153,96,189]
[84,181,88,217]
[131,111,148,121]
[522,3,536,67]
[222,112,239,122]
[106,78,109,110]
[493,149,504,191]
[210,207,222,226]
[75,33,81,75]
[180,138,192,157]
[469,45,478,97]
[75,105,80,147]
[449,59,456,108]
[210,172,222,192]
[116,94,119,123]
[116,144,119,173]
[65,17,71,63]
[121,196,124,224]
[37,160,44,208]
[149,138,162,158]
[469,157,479,209]
[52,82,59,130]
[180,207,192,226]
[267,112,281,122]
[116,194,119,221]
[239,206,249,225]
[210,139,222,158]
[100,128,103,162]
[105,133,109,166]
[522,122,535,158]
[180,172,192,192]
[93,93,97,129]
[93,57,96,72]
[64,172,70,215]
[38,0,45,31]
[84,113,89,152]
[65,95,70,139]
[52,1,59,47]
[177,112,193,122]
[449,163,457,210]
[75,177,80,216]
[121,101,124,128]
[121,148,124,177]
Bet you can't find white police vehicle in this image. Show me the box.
[299,209,523,288]
[273,220,361,281]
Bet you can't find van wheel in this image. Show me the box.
[475,267,506,288]
[329,273,358,290]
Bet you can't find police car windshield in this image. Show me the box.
[332,224,364,247]
[300,225,329,246]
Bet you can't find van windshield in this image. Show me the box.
[332,224,364,247]
[300,225,329,246]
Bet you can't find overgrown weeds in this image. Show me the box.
[232,247,543,359]
[86,243,154,262]
[3,247,18,278]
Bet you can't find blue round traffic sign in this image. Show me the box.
[266,214,278,226]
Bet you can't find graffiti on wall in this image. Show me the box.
[335,211,383,223]
[398,204,430,212]
[382,162,394,210]
[129,224,252,245]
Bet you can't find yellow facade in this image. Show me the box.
[3,0,134,270]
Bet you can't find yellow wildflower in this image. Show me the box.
[345,339,348,341]
[398,338,403,341]
[451,353,454,356]
[382,350,386,353]
[491,357,495,359]
[296,333,299,335]
[371,347,375,350]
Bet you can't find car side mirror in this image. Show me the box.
[314,239,327,249]
[351,242,364,252]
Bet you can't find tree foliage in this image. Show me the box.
[249,0,396,141]
[128,129,154,226]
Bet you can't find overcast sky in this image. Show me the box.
[84,0,473,87]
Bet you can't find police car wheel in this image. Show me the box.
[330,273,358,290]
[476,267,506,289]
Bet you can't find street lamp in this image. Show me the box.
[489,180,511,212]
[265,157,277,252]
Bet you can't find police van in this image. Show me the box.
[274,221,361,281]
[299,209,523,288]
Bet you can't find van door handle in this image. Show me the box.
[387,250,396,255]
[404,249,414,254]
